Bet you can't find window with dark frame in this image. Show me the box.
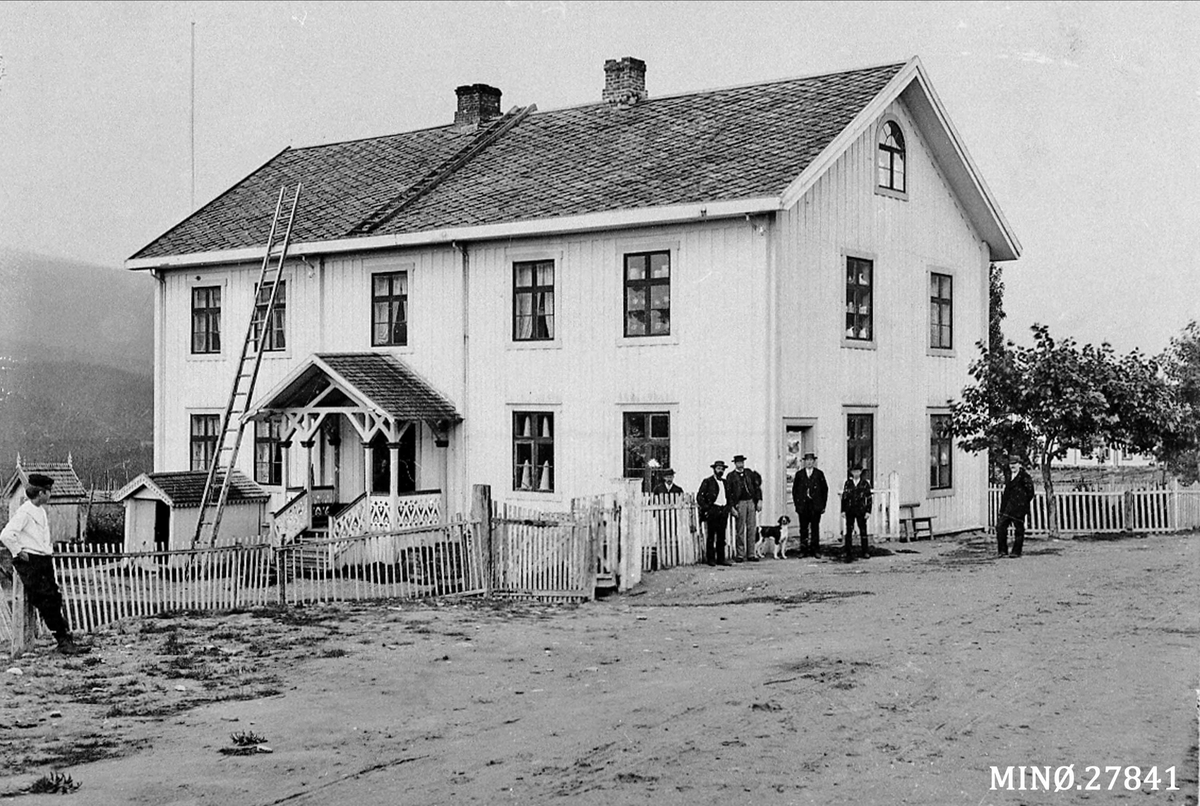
[190,414,220,472]
[930,273,953,349]
[847,413,874,483]
[251,280,286,352]
[623,412,670,493]
[845,257,873,341]
[513,260,555,341]
[877,120,906,192]
[623,251,670,337]
[371,271,408,346]
[191,286,221,354]
[930,414,953,490]
[254,418,284,486]
[513,412,554,492]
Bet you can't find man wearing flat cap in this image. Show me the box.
[1,473,85,655]
[726,454,763,563]
[651,469,684,496]
[790,452,828,557]
[696,460,733,566]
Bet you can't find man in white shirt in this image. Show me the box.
[1,474,84,655]
[696,460,733,566]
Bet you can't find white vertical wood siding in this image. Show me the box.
[778,98,989,531]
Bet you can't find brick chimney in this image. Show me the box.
[603,57,647,106]
[455,84,502,128]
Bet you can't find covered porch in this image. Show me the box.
[247,352,462,544]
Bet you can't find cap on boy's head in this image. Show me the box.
[802,452,817,460]
[661,468,675,476]
[850,463,862,472]
[732,454,747,463]
[711,460,727,470]
[1009,456,1024,465]
[26,473,54,490]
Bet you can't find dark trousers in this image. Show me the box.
[797,510,821,555]
[844,513,868,558]
[704,507,729,563]
[997,514,1025,556]
[12,554,69,637]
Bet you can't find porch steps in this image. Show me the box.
[288,528,335,578]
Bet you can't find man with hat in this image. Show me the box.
[696,460,733,566]
[790,452,828,557]
[1,473,85,655]
[726,454,763,562]
[840,464,873,562]
[997,455,1036,558]
[652,469,684,496]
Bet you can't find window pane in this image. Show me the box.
[649,252,670,279]
[537,262,554,286]
[373,275,389,296]
[625,254,646,281]
[515,263,534,288]
[650,284,670,309]
[650,308,670,335]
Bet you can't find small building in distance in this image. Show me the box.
[3,455,88,544]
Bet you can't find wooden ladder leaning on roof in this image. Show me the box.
[190,183,302,550]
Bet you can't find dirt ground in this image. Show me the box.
[1,530,1196,805]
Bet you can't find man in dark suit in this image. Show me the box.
[840,464,872,562]
[791,452,828,557]
[726,454,763,563]
[652,468,684,496]
[696,460,732,566]
[997,456,1036,558]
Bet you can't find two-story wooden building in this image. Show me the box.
[127,56,1020,539]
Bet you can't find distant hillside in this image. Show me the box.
[0,248,154,374]
[0,249,154,487]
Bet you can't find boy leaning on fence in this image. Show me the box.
[0,474,86,655]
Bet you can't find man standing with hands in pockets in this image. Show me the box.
[727,454,763,563]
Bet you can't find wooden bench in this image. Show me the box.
[899,503,935,541]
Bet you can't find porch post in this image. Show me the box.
[301,440,315,496]
[362,442,372,499]
[389,441,401,530]
[280,440,292,491]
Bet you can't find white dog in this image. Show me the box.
[754,516,792,559]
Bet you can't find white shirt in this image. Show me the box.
[1,500,53,556]
[713,475,727,506]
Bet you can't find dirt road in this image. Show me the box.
[1,530,1196,805]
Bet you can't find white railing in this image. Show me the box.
[329,493,369,542]
[988,482,1200,534]
[273,489,310,543]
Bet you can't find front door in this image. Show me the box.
[782,420,816,526]
[370,428,417,495]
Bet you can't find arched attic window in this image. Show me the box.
[877,120,906,194]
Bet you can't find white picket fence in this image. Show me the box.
[988,482,1200,534]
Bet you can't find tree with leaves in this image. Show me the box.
[1159,321,1200,482]
[951,324,1179,537]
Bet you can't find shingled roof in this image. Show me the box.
[130,62,905,261]
[114,470,268,508]
[250,352,461,425]
[4,461,88,501]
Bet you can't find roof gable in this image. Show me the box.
[5,461,87,500]
[114,470,268,508]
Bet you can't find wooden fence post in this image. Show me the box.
[616,479,643,592]
[11,573,37,658]
[1123,490,1135,532]
[471,485,493,595]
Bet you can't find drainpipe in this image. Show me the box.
[150,268,167,471]
[454,241,470,515]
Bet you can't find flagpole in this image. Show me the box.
[190,20,195,212]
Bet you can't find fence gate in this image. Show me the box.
[489,501,594,602]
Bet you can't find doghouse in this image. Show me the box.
[114,470,269,554]
[3,457,88,543]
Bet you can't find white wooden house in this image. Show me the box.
[3,457,88,543]
[126,56,1020,539]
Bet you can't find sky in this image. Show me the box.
[0,0,1196,355]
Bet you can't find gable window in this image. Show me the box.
[623,412,670,493]
[513,260,555,341]
[513,412,554,492]
[845,257,873,342]
[877,120,906,193]
[371,272,408,347]
[847,413,874,482]
[254,418,283,486]
[190,414,220,472]
[191,286,221,354]
[930,413,953,490]
[624,250,670,337]
[251,280,286,352]
[930,273,953,350]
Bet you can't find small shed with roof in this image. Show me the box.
[4,456,89,543]
[114,470,270,557]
